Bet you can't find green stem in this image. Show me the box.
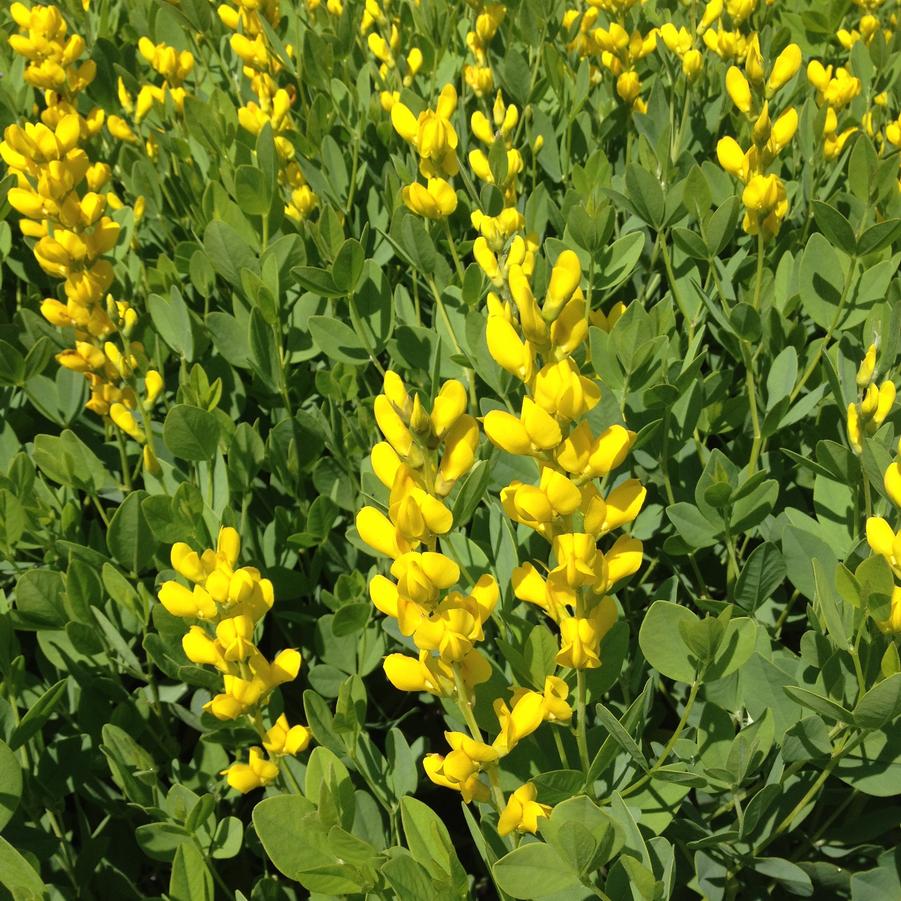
[660,233,692,337]
[452,664,509,829]
[553,727,571,769]
[348,292,386,376]
[116,429,133,491]
[618,680,699,800]
[742,341,763,474]
[789,255,858,403]
[753,733,859,856]
[576,669,592,790]
[443,218,466,284]
[752,229,765,311]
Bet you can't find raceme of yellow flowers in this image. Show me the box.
[847,344,896,456]
[837,0,894,50]
[392,84,460,220]
[561,2,657,113]
[864,442,901,634]
[482,249,644,670]
[698,0,760,63]
[807,57,862,162]
[362,0,424,112]
[159,527,312,793]
[716,36,801,239]
[3,3,162,471]
[111,37,193,157]
[463,0,506,98]
[218,0,317,222]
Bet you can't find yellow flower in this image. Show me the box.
[533,359,601,421]
[766,43,801,95]
[493,690,545,753]
[544,250,581,320]
[484,398,563,456]
[263,714,311,756]
[865,517,901,579]
[726,66,752,114]
[885,451,901,508]
[423,753,489,803]
[556,597,617,669]
[401,178,457,219]
[497,783,552,836]
[221,746,279,793]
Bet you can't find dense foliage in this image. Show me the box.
[1,0,901,898]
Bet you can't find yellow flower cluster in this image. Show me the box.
[482,249,644,669]
[160,527,311,793]
[847,344,895,456]
[469,92,523,203]
[362,0,424,112]
[864,442,901,633]
[716,36,801,238]
[464,0,506,97]
[807,58,861,161]
[356,372,482,674]
[424,675,570,808]
[837,0,893,49]
[354,373,563,816]
[391,84,459,219]
[562,2,656,113]
[111,38,193,155]
[219,0,317,222]
[3,3,161,467]
[697,0,758,61]
[658,23,703,81]
[593,21,657,113]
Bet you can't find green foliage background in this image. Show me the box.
[1,0,901,898]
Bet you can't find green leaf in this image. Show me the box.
[163,404,221,461]
[595,701,647,770]
[203,219,257,287]
[308,316,369,365]
[638,601,701,683]
[0,835,46,896]
[381,852,438,899]
[704,196,740,256]
[9,678,67,750]
[853,673,901,729]
[734,542,786,611]
[799,233,845,330]
[783,686,851,723]
[13,569,66,630]
[492,842,582,899]
[32,430,111,493]
[248,307,280,390]
[332,238,365,294]
[705,616,757,681]
[386,727,418,799]
[0,740,22,831]
[107,490,157,573]
[857,218,901,254]
[293,265,343,297]
[147,287,194,360]
[451,459,491,528]
[400,795,466,886]
[753,857,813,896]
[729,302,762,342]
[812,201,857,254]
[235,164,272,216]
[597,231,645,290]
[252,795,319,880]
[666,502,721,548]
[625,164,664,228]
[169,842,213,901]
